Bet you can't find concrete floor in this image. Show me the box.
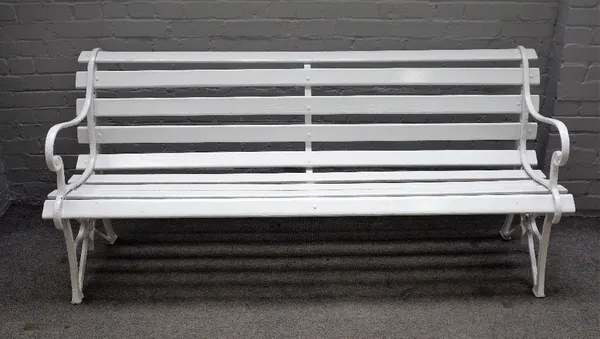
[0,205,598,338]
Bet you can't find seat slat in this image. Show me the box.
[76,68,540,89]
[80,95,539,117]
[48,180,567,200]
[76,150,538,170]
[69,170,547,185]
[78,49,538,64]
[78,123,538,144]
[42,194,575,219]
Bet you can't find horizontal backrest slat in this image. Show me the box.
[79,95,540,117]
[76,68,540,89]
[79,49,538,63]
[78,123,538,144]
[76,150,537,170]
[69,170,547,184]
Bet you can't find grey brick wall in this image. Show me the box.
[541,0,599,213]
[0,0,597,213]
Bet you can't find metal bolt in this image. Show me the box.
[313,205,317,210]
[306,105,311,111]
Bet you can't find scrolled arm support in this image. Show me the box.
[517,46,570,223]
[45,48,101,229]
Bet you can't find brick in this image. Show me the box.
[265,2,297,19]
[580,101,600,116]
[387,21,446,38]
[2,140,41,155]
[171,21,224,37]
[591,180,600,194]
[562,26,594,45]
[464,3,520,21]
[560,117,600,132]
[294,20,336,37]
[378,2,434,19]
[571,0,600,7]
[45,4,73,21]
[447,22,502,38]
[8,58,35,75]
[586,64,600,82]
[155,2,183,19]
[73,3,102,20]
[15,4,44,22]
[434,3,463,19]
[34,57,79,74]
[2,23,54,40]
[552,100,580,116]
[566,165,600,180]
[557,82,600,99]
[574,195,600,210]
[127,2,155,18]
[111,20,167,38]
[501,23,554,37]
[102,3,127,18]
[12,92,66,108]
[222,20,295,38]
[567,8,600,26]
[559,63,589,83]
[15,41,46,57]
[0,4,16,21]
[573,134,600,149]
[201,2,269,19]
[562,181,591,195]
[518,3,557,21]
[562,45,600,62]
[55,22,110,38]
[0,59,7,75]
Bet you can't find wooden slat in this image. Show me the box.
[78,49,538,64]
[75,68,540,89]
[78,123,538,144]
[79,95,539,117]
[48,180,567,200]
[76,150,538,170]
[69,170,548,185]
[42,194,575,219]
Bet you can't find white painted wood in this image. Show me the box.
[69,170,548,185]
[76,150,538,170]
[80,95,539,117]
[48,180,567,200]
[76,68,541,89]
[42,194,576,219]
[78,49,538,64]
[77,123,538,144]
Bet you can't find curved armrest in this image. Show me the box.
[46,48,101,228]
[517,46,571,223]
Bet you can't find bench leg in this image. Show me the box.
[531,213,554,298]
[99,219,118,244]
[499,214,516,240]
[58,218,96,304]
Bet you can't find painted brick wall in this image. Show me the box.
[542,0,599,213]
[0,0,596,213]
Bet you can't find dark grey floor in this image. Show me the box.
[0,205,598,339]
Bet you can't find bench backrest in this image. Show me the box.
[75,48,540,173]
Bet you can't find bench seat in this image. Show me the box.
[43,170,575,219]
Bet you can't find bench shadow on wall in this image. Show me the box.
[82,215,533,302]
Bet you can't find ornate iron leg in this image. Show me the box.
[532,213,554,298]
[99,219,118,244]
[499,214,515,240]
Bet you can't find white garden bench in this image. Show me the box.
[43,46,574,304]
